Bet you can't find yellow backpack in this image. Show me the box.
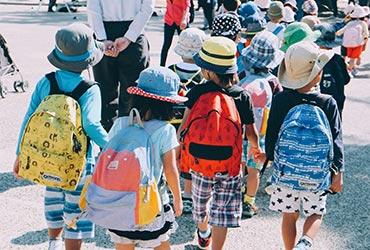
[18,72,95,191]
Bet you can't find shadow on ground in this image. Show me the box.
[0,172,34,192]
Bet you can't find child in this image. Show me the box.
[12,23,109,250]
[107,66,184,249]
[238,30,284,218]
[168,27,207,214]
[336,5,369,77]
[211,12,242,43]
[334,3,354,66]
[266,1,285,44]
[313,23,351,118]
[160,0,190,66]
[265,41,344,250]
[280,22,321,52]
[178,36,262,249]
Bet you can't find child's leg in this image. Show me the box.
[282,212,300,250]
[212,226,228,250]
[116,243,135,250]
[154,240,171,250]
[302,214,323,241]
[64,239,83,250]
[348,58,355,70]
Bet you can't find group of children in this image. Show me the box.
[12,0,355,249]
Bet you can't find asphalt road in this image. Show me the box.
[0,3,369,250]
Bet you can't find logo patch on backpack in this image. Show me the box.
[18,73,91,191]
[84,110,165,230]
[271,103,334,191]
[342,22,364,48]
[180,91,242,177]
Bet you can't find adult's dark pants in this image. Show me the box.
[49,0,56,8]
[92,21,150,132]
[160,23,182,66]
[199,0,215,29]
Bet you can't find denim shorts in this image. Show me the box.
[191,172,242,228]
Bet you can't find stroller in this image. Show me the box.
[0,33,28,98]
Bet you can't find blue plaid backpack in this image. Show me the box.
[271,101,334,192]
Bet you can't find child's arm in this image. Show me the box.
[177,107,191,141]
[245,124,264,163]
[163,147,183,216]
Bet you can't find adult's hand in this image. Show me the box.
[102,40,117,57]
[114,37,132,53]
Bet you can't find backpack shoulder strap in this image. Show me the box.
[272,25,283,35]
[45,72,62,95]
[70,80,97,101]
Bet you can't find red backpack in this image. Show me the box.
[179,91,242,177]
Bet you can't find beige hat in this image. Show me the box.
[278,41,334,89]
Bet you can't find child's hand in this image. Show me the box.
[254,152,266,164]
[248,146,262,162]
[13,155,22,179]
[173,197,183,217]
[330,172,343,193]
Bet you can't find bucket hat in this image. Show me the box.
[313,23,342,48]
[350,5,367,18]
[302,0,318,15]
[280,22,321,52]
[283,6,296,23]
[284,0,298,12]
[255,0,271,9]
[211,13,242,41]
[344,3,355,16]
[241,16,266,38]
[268,1,285,20]
[278,41,334,89]
[241,30,284,72]
[174,28,207,60]
[47,23,104,73]
[301,15,320,28]
[127,66,188,103]
[238,1,261,18]
[193,36,237,74]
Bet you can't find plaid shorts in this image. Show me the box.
[191,172,242,228]
[269,185,328,217]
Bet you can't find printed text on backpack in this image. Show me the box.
[18,72,94,191]
[84,109,165,230]
[180,91,242,177]
[271,102,334,192]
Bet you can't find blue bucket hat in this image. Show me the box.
[127,66,188,103]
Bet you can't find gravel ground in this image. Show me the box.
[0,3,369,250]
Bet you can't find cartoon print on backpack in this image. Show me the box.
[18,72,93,191]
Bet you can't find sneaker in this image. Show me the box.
[197,228,212,249]
[242,202,258,219]
[293,236,313,250]
[351,68,358,77]
[48,239,63,250]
